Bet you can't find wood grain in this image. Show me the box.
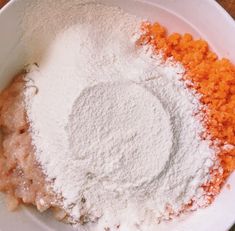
[0,0,8,8]
[217,0,235,19]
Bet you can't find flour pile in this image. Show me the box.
[23,1,215,230]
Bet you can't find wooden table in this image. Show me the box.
[218,0,235,18]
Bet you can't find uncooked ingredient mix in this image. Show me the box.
[0,1,234,231]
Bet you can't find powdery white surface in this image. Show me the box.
[23,1,215,230]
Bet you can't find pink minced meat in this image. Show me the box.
[0,73,65,219]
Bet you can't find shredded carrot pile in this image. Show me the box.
[138,22,235,202]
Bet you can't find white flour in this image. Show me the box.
[23,1,215,230]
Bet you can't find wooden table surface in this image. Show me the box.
[0,0,234,230]
[218,0,235,18]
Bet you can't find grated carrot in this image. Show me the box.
[138,22,235,203]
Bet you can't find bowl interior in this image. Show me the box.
[0,0,234,231]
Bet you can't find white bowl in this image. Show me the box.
[0,1,235,230]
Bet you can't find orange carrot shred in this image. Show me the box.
[139,21,235,203]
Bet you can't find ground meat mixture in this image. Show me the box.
[0,73,66,220]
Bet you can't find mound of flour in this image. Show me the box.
[23,1,214,230]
